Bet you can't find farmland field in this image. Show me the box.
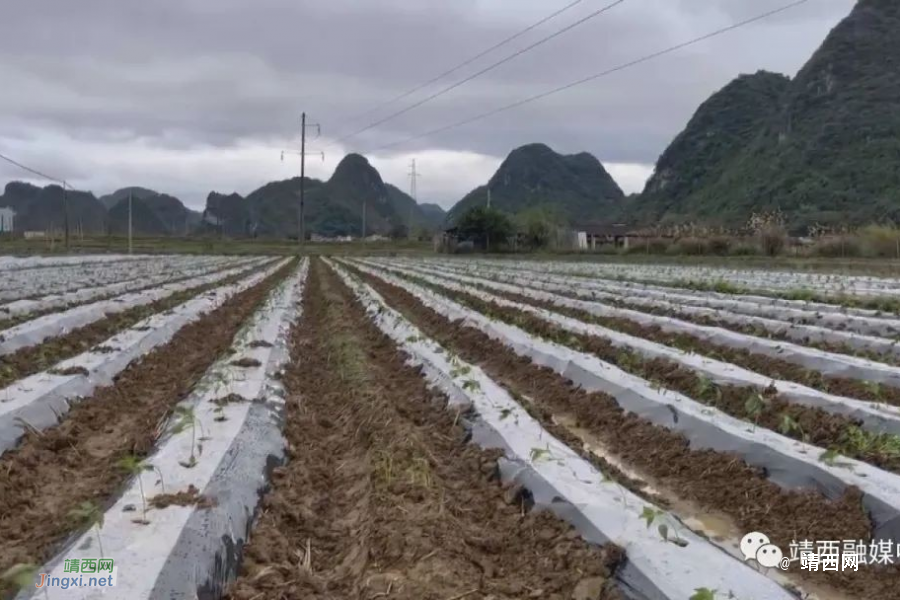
[4,255,900,599]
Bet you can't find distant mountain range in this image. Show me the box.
[200,154,445,238]
[0,182,107,234]
[3,0,891,240]
[629,0,900,232]
[0,155,445,239]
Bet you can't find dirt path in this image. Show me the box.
[226,259,622,600]
[0,261,294,596]
[349,265,900,599]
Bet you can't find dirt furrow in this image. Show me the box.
[0,259,258,332]
[386,272,900,474]
[0,261,295,596]
[595,291,900,366]
[454,273,900,407]
[348,265,900,599]
[0,262,270,388]
[226,259,623,600]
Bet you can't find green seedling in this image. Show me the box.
[117,455,154,524]
[863,380,883,400]
[1,563,46,598]
[450,365,472,378]
[462,379,481,392]
[640,506,665,529]
[68,501,105,557]
[171,406,203,468]
[838,426,900,460]
[744,393,769,431]
[640,506,688,547]
[529,446,551,463]
[778,413,808,442]
[690,588,718,600]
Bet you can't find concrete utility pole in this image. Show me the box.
[63,181,70,250]
[407,158,420,240]
[296,112,321,245]
[299,112,306,245]
[128,190,133,255]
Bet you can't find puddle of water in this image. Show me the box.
[547,410,852,600]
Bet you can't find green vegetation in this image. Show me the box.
[446,143,624,225]
[631,0,900,233]
[456,206,515,251]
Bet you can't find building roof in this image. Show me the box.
[579,222,631,236]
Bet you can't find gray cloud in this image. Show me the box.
[0,0,856,207]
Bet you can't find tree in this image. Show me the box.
[456,206,514,251]
[516,206,565,250]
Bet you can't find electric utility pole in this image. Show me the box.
[296,112,321,245]
[128,190,133,255]
[63,181,70,250]
[407,158,421,240]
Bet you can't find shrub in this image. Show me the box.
[625,237,672,254]
[666,237,709,256]
[729,241,759,256]
[758,226,786,256]
[859,224,900,258]
[707,236,732,255]
[811,235,861,258]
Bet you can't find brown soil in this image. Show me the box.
[149,485,215,510]
[349,265,900,598]
[0,261,294,597]
[465,276,900,408]
[399,276,900,474]
[0,261,272,389]
[226,259,624,600]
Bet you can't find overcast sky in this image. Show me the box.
[0,0,855,210]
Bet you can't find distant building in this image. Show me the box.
[579,223,633,249]
[0,207,14,233]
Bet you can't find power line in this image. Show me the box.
[0,152,63,184]
[365,0,809,154]
[334,0,627,146]
[330,0,587,136]
[0,151,72,248]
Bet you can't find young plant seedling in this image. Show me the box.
[68,500,106,557]
[640,506,688,547]
[171,406,203,468]
[117,455,154,524]
[529,446,551,463]
[690,588,718,600]
[778,413,808,442]
[462,379,481,392]
[818,448,855,471]
[1,563,47,598]
[744,393,769,431]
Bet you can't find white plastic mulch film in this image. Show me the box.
[329,259,795,600]
[23,259,308,600]
[0,258,290,457]
[348,259,900,544]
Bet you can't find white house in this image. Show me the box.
[0,207,14,233]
